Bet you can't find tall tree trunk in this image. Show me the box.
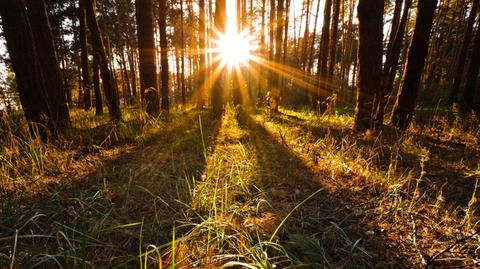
[93,51,103,115]
[180,0,187,106]
[282,0,291,65]
[462,22,480,111]
[0,0,52,137]
[212,0,226,113]
[258,0,267,99]
[197,0,206,108]
[26,0,71,132]
[391,0,438,128]
[270,0,285,111]
[84,0,122,120]
[387,0,404,57]
[448,0,479,105]
[354,0,384,130]
[120,49,132,105]
[79,0,92,110]
[327,0,341,79]
[268,0,277,90]
[135,0,159,116]
[318,0,332,79]
[376,0,413,123]
[307,0,321,73]
[159,0,170,111]
[300,0,312,71]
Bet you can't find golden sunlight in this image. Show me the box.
[215,31,255,69]
[213,0,255,69]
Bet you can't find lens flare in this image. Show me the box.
[214,31,255,69]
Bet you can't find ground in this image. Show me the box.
[0,105,479,268]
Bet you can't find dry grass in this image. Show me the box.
[1,104,479,268]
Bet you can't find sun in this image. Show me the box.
[214,31,255,69]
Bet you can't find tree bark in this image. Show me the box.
[327,0,341,79]
[79,0,92,110]
[376,0,413,123]
[180,0,187,106]
[197,0,206,108]
[212,0,226,113]
[135,0,159,116]
[354,0,384,131]
[391,0,438,128]
[159,0,170,111]
[93,51,103,115]
[318,0,332,79]
[300,0,312,71]
[0,0,52,137]
[449,0,479,105]
[84,0,122,120]
[462,22,480,111]
[25,0,71,132]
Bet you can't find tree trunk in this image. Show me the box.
[449,0,479,105]
[180,0,187,106]
[0,0,52,137]
[159,0,170,111]
[376,0,413,123]
[93,51,103,115]
[212,0,226,113]
[267,0,277,92]
[307,0,321,74]
[463,22,480,111]
[135,0,159,116]
[328,0,341,79]
[79,0,91,110]
[282,0,291,65]
[354,0,384,131]
[270,0,285,112]
[318,0,332,79]
[391,0,438,128]
[25,0,71,132]
[84,0,121,120]
[300,0,311,71]
[258,0,267,99]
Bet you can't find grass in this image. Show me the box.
[1,104,479,268]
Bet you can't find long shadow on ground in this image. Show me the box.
[270,111,480,209]
[0,110,222,268]
[237,111,407,268]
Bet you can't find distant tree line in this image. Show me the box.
[0,0,479,136]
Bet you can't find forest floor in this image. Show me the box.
[1,105,480,268]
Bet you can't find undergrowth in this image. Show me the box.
[1,105,479,268]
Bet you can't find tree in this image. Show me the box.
[79,0,92,110]
[391,0,438,128]
[462,21,480,111]
[449,0,479,105]
[318,0,332,79]
[84,0,122,120]
[93,51,103,115]
[135,0,159,116]
[376,0,413,123]
[212,0,226,113]
[354,0,384,130]
[179,0,187,106]
[159,0,169,111]
[197,0,207,108]
[269,0,285,112]
[0,0,52,137]
[25,0,71,131]
[327,0,340,79]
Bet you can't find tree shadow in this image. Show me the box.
[0,110,222,267]
[269,111,479,209]
[236,111,407,268]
